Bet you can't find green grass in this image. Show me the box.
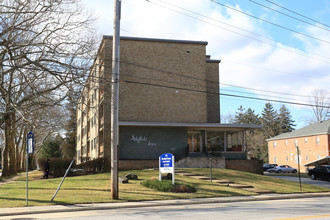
[0,168,329,208]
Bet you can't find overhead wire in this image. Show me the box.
[210,0,330,44]
[145,0,330,65]
[121,79,329,108]
[265,0,330,29]
[87,58,325,102]
[120,69,311,103]
[248,0,330,32]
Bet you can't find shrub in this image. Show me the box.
[141,179,196,193]
[76,158,107,174]
[38,158,74,178]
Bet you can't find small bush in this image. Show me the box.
[38,158,74,178]
[141,179,196,193]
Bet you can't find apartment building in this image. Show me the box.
[268,120,330,172]
[76,36,260,169]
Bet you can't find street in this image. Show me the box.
[3,197,330,220]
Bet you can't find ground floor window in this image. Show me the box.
[188,130,245,153]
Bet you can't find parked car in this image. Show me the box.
[268,165,297,173]
[308,165,330,181]
[263,163,278,171]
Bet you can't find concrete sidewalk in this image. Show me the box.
[1,192,330,217]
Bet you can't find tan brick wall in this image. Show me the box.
[268,134,330,172]
[206,60,220,123]
[103,37,209,123]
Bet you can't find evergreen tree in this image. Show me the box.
[61,93,78,159]
[278,105,295,133]
[234,106,261,125]
[261,102,280,138]
[39,135,63,159]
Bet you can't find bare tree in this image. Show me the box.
[309,89,330,123]
[0,0,98,176]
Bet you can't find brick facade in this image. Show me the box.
[268,134,330,172]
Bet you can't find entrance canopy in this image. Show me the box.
[304,156,330,167]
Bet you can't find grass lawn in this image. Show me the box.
[0,168,329,208]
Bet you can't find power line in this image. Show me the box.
[145,0,330,65]
[121,70,310,103]
[119,59,319,99]
[220,82,309,98]
[249,0,330,32]
[121,79,329,108]
[210,0,330,44]
[265,0,330,29]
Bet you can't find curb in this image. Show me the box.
[1,192,330,217]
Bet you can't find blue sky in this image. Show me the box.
[82,0,330,129]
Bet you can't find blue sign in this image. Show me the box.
[27,131,34,154]
[160,153,173,168]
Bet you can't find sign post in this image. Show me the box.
[26,131,34,207]
[296,145,302,191]
[159,153,175,185]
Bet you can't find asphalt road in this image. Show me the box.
[3,197,330,220]
[265,173,330,188]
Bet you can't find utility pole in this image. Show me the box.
[111,0,121,200]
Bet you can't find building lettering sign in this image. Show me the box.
[130,134,157,146]
[159,153,175,185]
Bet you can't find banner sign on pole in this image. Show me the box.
[27,131,34,154]
[159,153,175,185]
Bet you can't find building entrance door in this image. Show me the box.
[188,131,204,153]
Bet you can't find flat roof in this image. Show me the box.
[103,35,208,45]
[118,121,261,131]
[304,156,330,167]
[206,59,221,63]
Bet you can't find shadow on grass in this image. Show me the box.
[0,186,111,193]
[0,196,72,206]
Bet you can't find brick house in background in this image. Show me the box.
[76,36,261,172]
[268,120,330,172]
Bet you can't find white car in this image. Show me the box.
[268,165,297,173]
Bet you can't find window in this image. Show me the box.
[317,154,321,160]
[273,141,277,149]
[286,156,288,161]
[274,157,277,164]
[305,138,307,144]
[305,155,308,161]
[316,136,320,145]
[294,139,297,146]
[285,140,288,145]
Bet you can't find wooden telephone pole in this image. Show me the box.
[111,0,121,200]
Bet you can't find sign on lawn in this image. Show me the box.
[159,153,175,185]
